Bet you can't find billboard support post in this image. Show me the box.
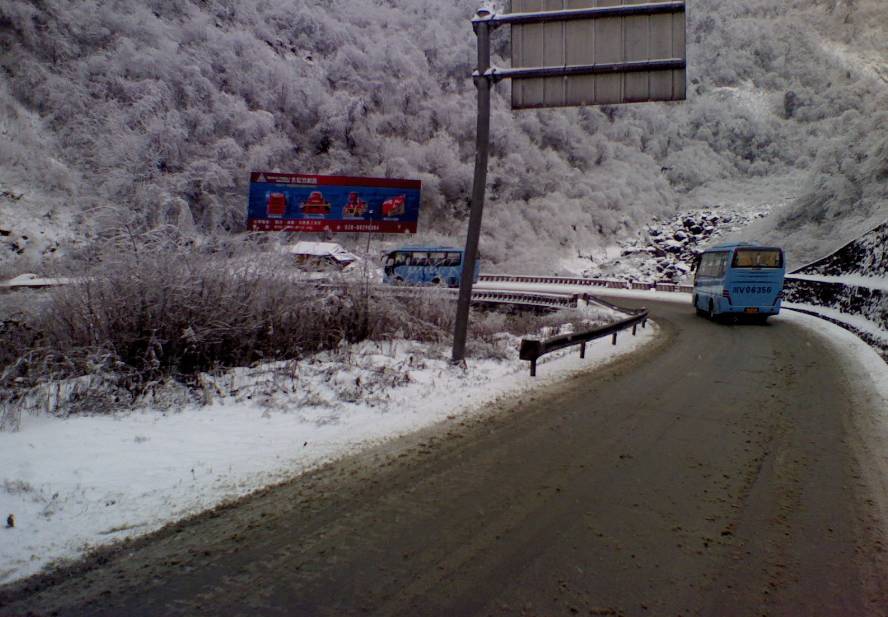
[451,1,685,364]
[452,9,493,365]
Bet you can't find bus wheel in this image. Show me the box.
[394,276,404,285]
[431,277,444,287]
[694,295,706,317]
[708,301,718,321]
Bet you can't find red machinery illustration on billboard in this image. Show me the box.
[247,172,421,233]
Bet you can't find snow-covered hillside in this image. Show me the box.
[793,219,888,279]
[0,0,885,272]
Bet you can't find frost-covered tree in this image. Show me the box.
[0,0,885,269]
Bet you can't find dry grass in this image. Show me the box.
[0,233,595,417]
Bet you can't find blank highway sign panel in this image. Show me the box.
[510,0,686,109]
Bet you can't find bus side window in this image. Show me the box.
[446,252,462,267]
[430,252,447,266]
[410,252,429,267]
[394,252,408,266]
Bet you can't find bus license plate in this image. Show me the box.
[744,307,759,314]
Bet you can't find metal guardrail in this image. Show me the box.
[0,272,694,296]
[372,285,580,311]
[519,306,649,377]
[481,273,631,288]
[478,273,693,294]
[471,290,577,310]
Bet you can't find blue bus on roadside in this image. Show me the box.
[382,246,479,288]
[692,243,786,322]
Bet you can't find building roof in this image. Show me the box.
[281,241,359,264]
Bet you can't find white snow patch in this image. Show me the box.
[784,303,888,344]
[0,328,657,584]
[712,82,776,121]
[820,41,888,89]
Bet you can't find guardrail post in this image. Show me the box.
[612,332,618,345]
[632,324,637,336]
[580,342,586,359]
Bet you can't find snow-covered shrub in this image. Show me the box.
[1,231,505,413]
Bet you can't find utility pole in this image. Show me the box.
[451,7,493,364]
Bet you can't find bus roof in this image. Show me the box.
[386,246,463,253]
[705,242,782,252]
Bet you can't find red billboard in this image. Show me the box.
[247,172,421,234]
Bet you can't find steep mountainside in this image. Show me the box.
[793,219,888,278]
[0,0,885,271]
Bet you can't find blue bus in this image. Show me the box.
[693,243,786,322]
[382,246,479,288]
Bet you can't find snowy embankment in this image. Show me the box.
[0,326,657,585]
[781,217,888,357]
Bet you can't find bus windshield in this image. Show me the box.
[732,249,783,268]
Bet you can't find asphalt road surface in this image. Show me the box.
[3,299,887,617]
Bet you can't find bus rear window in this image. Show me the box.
[732,249,783,268]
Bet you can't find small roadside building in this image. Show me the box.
[281,241,359,271]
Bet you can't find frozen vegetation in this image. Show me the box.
[0,0,885,273]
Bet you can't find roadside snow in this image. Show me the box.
[783,310,888,402]
[784,302,888,345]
[779,310,888,538]
[0,328,657,585]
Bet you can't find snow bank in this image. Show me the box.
[0,329,657,585]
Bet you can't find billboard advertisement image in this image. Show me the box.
[247,172,421,234]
